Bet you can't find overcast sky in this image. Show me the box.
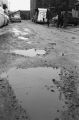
[8,0,30,11]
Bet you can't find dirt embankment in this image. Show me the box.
[53,64,79,120]
[0,78,30,120]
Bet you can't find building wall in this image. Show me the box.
[30,0,36,18]
[30,0,76,18]
[30,0,55,18]
[20,11,30,20]
[36,0,55,8]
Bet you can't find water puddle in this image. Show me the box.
[18,36,32,44]
[12,28,21,33]
[21,32,29,36]
[24,28,30,33]
[18,36,29,40]
[1,67,66,120]
[12,28,29,36]
[26,41,32,44]
[10,49,46,57]
[12,28,21,36]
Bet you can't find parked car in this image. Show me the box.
[4,14,9,25]
[10,15,21,22]
[0,6,9,27]
[10,11,21,23]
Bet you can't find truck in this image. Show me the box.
[32,8,47,23]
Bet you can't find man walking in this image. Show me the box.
[57,10,62,28]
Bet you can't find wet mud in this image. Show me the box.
[53,66,79,120]
[0,78,29,120]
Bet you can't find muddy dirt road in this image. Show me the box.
[0,21,79,120]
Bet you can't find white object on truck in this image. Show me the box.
[37,8,47,22]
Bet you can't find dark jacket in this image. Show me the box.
[46,9,51,20]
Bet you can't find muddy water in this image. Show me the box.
[10,49,46,57]
[1,67,66,120]
[18,36,32,44]
[26,41,32,44]
[12,28,29,36]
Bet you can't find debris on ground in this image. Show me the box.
[53,66,79,120]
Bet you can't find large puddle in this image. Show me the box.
[1,67,66,120]
[18,36,32,44]
[10,49,46,57]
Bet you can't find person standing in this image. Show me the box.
[63,11,68,28]
[57,10,62,28]
[46,8,51,27]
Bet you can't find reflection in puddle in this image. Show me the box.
[27,41,32,44]
[10,49,46,57]
[12,28,29,36]
[21,32,28,36]
[24,28,30,33]
[12,28,21,33]
[18,36,28,40]
[1,67,66,120]
[12,28,21,36]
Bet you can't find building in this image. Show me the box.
[30,0,77,18]
[20,10,30,20]
[30,0,55,18]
